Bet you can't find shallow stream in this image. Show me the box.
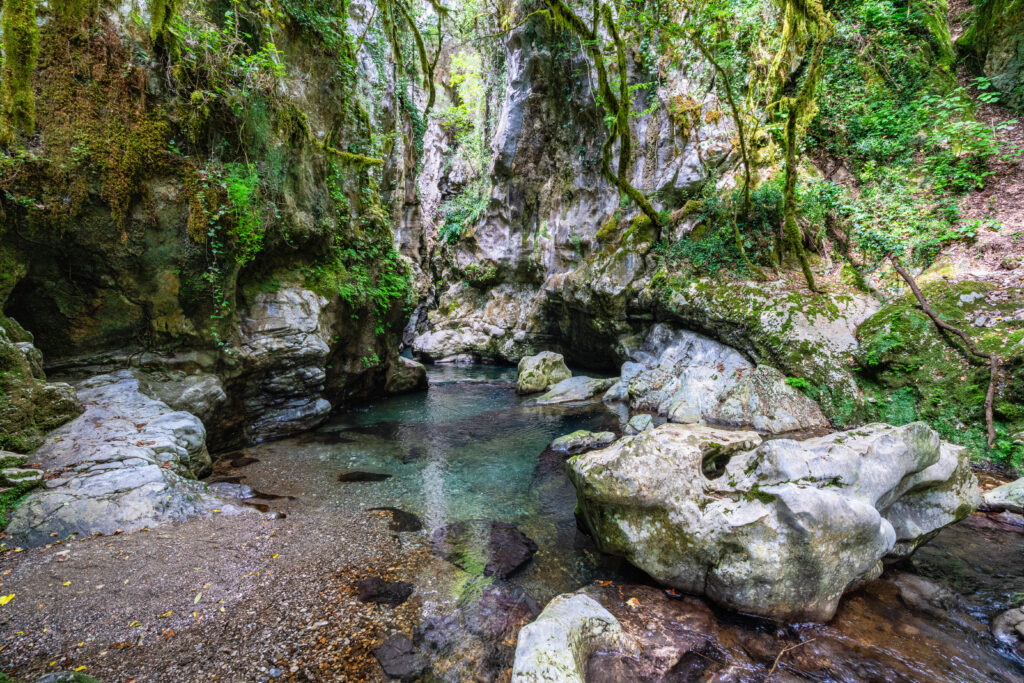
[224,365,1024,680]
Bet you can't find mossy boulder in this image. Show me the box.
[856,279,1024,466]
[516,351,572,394]
[647,278,879,426]
[0,318,81,453]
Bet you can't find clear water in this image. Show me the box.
[292,364,627,601]
[235,365,1024,680]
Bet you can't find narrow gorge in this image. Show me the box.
[0,0,1023,681]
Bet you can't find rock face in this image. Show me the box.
[957,0,1024,108]
[237,288,335,442]
[0,3,419,449]
[516,351,572,394]
[511,593,636,683]
[0,318,80,453]
[612,324,829,434]
[6,371,230,546]
[569,422,979,621]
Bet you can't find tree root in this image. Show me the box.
[889,255,1000,447]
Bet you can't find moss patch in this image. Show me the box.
[856,280,1024,467]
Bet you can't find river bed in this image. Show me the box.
[1,366,1022,681]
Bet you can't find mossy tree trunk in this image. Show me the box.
[766,0,833,292]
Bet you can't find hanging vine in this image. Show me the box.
[542,0,662,232]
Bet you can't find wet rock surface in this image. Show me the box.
[430,520,538,579]
[373,634,429,681]
[570,422,980,621]
[568,576,1024,682]
[524,376,615,406]
[6,371,233,546]
[550,429,616,455]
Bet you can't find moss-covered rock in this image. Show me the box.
[856,279,1024,467]
[647,277,880,426]
[957,0,1024,109]
[0,319,81,453]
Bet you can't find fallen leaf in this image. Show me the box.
[0,594,14,606]
[194,592,202,604]
[159,611,172,618]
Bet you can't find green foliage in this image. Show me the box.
[810,0,1015,266]
[654,179,782,278]
[1,0,41,144]
[856,280,1024,468]
[170,0,285,106]
[223,162,264,265]
[440,177,489,244]
[151,0,183,43]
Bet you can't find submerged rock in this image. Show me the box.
[525,376,615,406]
[516,351,572,394]
[463,583,540,639]
[373,634,429,681]
[511,593,635,683]
[431,520,537,579]
[550,430,616,455]
[983,477,1024,513]
[6,371,230,546]
[569,422,979,621]
[615,324,828,434]
[356,577,414,607]
[338,471,392,482]
[367,506,423,532]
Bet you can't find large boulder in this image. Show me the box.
[569,422,979,621]
[614,324,829,434]
[511,593,636,683]
[5,371,230,546]
[237,287,334,441]
[385,356,428,394]
[517,351,572,394]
